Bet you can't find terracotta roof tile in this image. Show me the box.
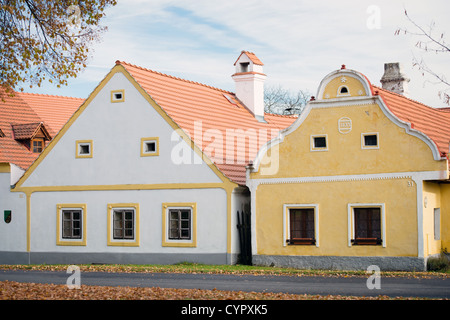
[0,89,82,169]
[11,122,50,140]
[233,51,264,66]
[118,61,296,184]
[374,85,450,157]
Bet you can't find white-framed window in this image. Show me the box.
[56,204,86,246]
[76,140,93,158]
[107,203,139,246]
[162,203,197,247]
[283,204,319,247]
[140,137,159,157]
[361,133,379,149]
[310,134,328,151]
[111,90,125,103]
[337,85,350,97]
[434,208,441,241]
[348,203,385,247]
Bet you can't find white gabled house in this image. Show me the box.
[3,52,296,265]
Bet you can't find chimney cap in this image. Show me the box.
[380,62,410,82]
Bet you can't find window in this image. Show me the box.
[352,207,382,245]
[240,62,249,73]
[361,133,379,149]
[283,204,319,247]
[337,85,350,96]
[113,209,134,240]
[62,209,82,239]
[311,135,328,151]
[4,210,11,224]
[107,203,139,246]
[111,90,125,103]
[162,203,197,247]
[288,209,315,245]
[56,204,86,246]
[31,139,44,153]
[141,137,159,157]
[169,209,191,240]
[76,140,93,158]
[434,208,441,241]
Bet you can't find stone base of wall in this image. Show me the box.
[0,251,234,266]
[252,255,427,271]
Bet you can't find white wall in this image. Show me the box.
[29,188,227,254]
[0,172,27,252]
[22,72,222,188]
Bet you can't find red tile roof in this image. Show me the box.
[0,89,83,169]
[17,92,84,136]
[118,61,296,185]
[233,51,264,66]
[11,122,51,140]
[374,86,450,157]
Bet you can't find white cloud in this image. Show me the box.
[24,0,450,107]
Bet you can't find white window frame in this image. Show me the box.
[283,204,319,247]
[434,208,441,241]
[347,203,386,247]
[76,140,93,158]
[107,203,139,247]
[111,89,125,103]
[140,137,159,157]
[310,134,328,152]
[162,203,197,247]
[337,85,351,97]
[361,132,379,150]
[56,204,86,246]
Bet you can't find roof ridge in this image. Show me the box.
[264,112,298,118]
[117,60,236,95]
[18,91,84,100]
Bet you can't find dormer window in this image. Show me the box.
[240,62,250,73]
[11,122,51,154]
[31,138,44,153]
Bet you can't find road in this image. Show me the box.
[0,269,449,299]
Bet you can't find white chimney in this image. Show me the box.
[380,62,410,96]
[232,51,267,122]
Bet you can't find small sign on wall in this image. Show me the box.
[338,117,352,134]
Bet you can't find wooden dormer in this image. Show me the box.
[11,122,51,153]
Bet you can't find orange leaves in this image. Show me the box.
[0,0,117,94]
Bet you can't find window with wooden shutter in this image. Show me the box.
[288,208,315,245]
[352,207,382,245]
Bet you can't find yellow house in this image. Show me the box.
[247,64,450,271]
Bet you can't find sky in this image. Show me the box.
[25,0,450,108]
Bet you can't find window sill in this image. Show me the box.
[351,238,382,245]
[287,238,316,245]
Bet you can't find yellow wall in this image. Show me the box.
[321,75,367,99]
[442,184,450,251]
[251,76,448,258]
[423,182,442,256]
[255,178,418,257]
[254,103,446,180]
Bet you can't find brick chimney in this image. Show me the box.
[232,51,267,122]
[380,62,410,96]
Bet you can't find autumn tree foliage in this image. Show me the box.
[0,0,117,96]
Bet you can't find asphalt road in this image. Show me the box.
[1,269,449,299]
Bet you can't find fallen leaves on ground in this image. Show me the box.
[0,280,434,300]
